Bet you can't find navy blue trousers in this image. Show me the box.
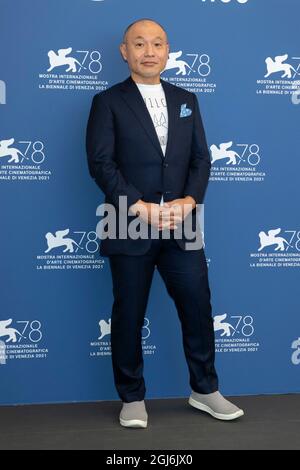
[108,232,219,402]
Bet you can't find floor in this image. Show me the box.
[0,394,299,450]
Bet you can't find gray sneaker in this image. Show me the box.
[119,400,148,428]
[188,390,244,421]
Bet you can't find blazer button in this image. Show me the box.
[163,162,168,168]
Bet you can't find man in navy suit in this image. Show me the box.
[86,19,244,428]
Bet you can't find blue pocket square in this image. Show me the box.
[180,103,192,117]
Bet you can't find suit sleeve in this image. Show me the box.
[86,93,143,211]
[183,93,211,205]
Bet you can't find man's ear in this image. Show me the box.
[119,43,127,62]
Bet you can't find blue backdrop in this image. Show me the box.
[0,0,299,405]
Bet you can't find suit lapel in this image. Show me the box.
[120,76,177,162]
[161,78,176,162]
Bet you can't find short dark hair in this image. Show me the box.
[122,18,168,43]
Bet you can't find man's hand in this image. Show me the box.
[129,200,175,230]
[159,196,195,230]
[129,196,196,231]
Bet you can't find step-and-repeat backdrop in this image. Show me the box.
[0,0,299,405]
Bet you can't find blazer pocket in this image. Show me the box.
[177,116,193,127]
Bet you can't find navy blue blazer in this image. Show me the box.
[86,75,211,256]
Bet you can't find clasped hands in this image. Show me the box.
[129,196,196,231]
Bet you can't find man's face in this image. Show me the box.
[120,21,169,84]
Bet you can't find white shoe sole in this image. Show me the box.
[188,396,244,421]
[120,417,148,428]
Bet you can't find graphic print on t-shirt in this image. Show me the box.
[136,83,169,205]
[136,83,168,156]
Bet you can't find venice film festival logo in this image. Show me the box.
[291,338,300,365]
[256,53,300,98]
[0,319,47,366]
[213,313,260,353]
[0,137,52,182]
[209,140,266,183]
[36,228,105,271]
[38,47,108,92]
[162,50,216,95]
[250,227,300,269]
[90,317,157,358]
